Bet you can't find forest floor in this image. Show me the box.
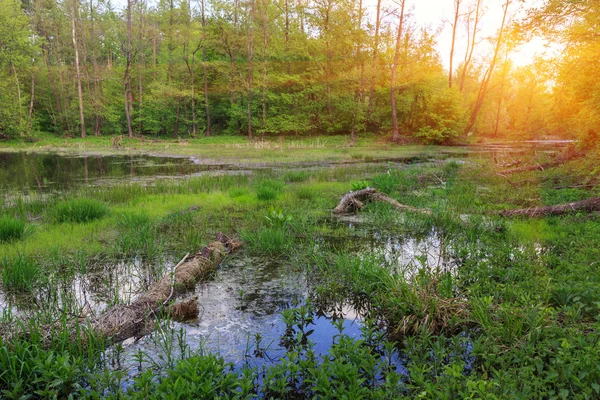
[0,142,598,398]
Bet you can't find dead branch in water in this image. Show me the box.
[500,198,600,218]
[333,188,431,215]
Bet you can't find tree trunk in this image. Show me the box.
[368,0,382,116]
[449,0,461,88]
[201,0,211,136]
[247,0,255,140]
[261,0,268,132]
[71,0,86,138]
[390,0,406,142]
[459,0,482,93]
[123,0,134,138]
[493,52,510,137]
[464,0,510,137]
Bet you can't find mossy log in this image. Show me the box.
[500,198,600,218]
[333,188,431,215]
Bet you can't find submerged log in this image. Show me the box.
[333,188,431,215]
[500,197,600,218]
[80,233,241,343]
[0,233,241,346]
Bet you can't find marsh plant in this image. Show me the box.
[0,216,31,243]
[50,198,109,223]
[1,255,41,292]
[255,179,284,201]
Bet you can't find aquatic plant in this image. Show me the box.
[0,216,30,243]
[264,207,292,228]
[50,198,109,223]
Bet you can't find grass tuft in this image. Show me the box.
[1,255,40,292]
[255,180,284,201]
[0,216,30,243]
[51,198,109,223]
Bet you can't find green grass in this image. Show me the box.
[255,179,285,201]
[1,255,41,291]
[50,198,109,223]
[241,227,290,254]
[0,216,29,243]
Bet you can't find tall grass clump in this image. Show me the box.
[1,255,40,291]
[283,170,310,183]
[241,227,289,254]
[255,179,284,201]
[50,198,109,223]
[0,216,30,243]
[116,211,161,259]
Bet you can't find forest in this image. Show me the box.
[0,0,598,144]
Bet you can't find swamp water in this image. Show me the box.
[0,150,483,384]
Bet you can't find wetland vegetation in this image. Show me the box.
[0,141,599,399]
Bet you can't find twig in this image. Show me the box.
[163,253,190,306]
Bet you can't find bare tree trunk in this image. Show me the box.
[449,0,461,88]
[464,0,511,137]
[368,0,382,116]
[459,0,482,93]
[390,0,406,142]
[201,0,211,136]
[71,0,86,138]
[247,0,255,140]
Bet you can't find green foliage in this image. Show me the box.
[351,181,369,191]
[264,206,292,228]
[50,198,109,223]
[0,216,29,243]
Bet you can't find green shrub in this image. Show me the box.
[1,255,40,291]
[0,216,29,243]
[51,198,109,223]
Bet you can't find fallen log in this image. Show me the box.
[333,188,431,215]
[500,197,600,218]
[83,233,241,343]
[2,233,241,346]
[498,150,583,175]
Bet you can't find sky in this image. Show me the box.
[369,0,555,69]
